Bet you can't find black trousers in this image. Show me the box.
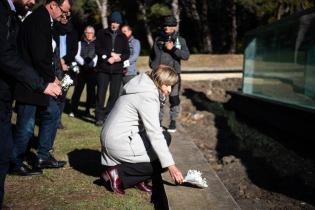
[58,89,68,123]
[117,161,163,189]
[70,72,97,114]
[0,101,13,207]
[95,72,122,121]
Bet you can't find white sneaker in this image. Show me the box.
[69,112,74,117]
[167,120,176,133]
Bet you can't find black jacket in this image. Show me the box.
[52,21,78,80]
[95,28,130,74]
[14,5,55,106]
[0,0,46,102]
[53,21,78,65]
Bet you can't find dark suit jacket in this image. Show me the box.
[53,22,78,65]
[95,28,130,74]
[62,26,78,66]
[14,5,55,106]
[0,0,45,102]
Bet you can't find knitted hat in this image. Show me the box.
[162,15,177,27]
[110,11,123,24]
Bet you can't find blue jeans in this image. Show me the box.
[11,97,60,167]
[0,101,13,207]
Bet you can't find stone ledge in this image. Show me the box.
[162,125,240,210]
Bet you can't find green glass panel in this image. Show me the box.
[243,9,315,110]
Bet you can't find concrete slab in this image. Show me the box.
[162,125,240,210]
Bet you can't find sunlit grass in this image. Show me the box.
[5,87,153,210]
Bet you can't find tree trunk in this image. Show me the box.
[178,0,213,53]
[95,0,108,28]
[137,0,154,48]
[228,0,237,53]
[200,0,212,53]
[276,0,290,20]
[172,0,180,31]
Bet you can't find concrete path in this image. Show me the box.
[162,124,240,210]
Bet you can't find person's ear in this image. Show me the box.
[49,2,55,10]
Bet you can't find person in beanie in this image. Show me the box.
[95,11,130,126]
[149,15,190,132]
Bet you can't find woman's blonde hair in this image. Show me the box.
[148,65,178,88]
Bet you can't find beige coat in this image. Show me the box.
[100,73,175,168]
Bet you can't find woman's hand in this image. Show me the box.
[168,165,184,184]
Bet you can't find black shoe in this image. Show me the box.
[36,155,66,169]
[167,120,176,133]
[85,109,93,117]
[95,120,104,127]
[10,164,43,176]
[58,122,65,129]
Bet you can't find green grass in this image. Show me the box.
[5,87,153,210]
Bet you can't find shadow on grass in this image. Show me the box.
[63,99,95,124]
[182,88,315,206]
[68,149,102,177]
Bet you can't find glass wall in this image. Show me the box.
[243,9,315,110]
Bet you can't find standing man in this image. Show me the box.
[149,15,190,133]
[95,11,130,126]
[0,0,61,207]
[53,13,78,129]
[121,24,141,84]
[11,0,71,177]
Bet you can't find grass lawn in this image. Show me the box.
[5,87,154,210]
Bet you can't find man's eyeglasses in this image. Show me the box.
[58,6,71,19]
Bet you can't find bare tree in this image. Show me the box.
[181,0,212,53]
[228,0,237,53]
[172,0,180,31]
[137,0,154,48]
[200,0,212,53]
[95,0,108,28]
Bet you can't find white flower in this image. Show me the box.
[183,169,208,188]
[72,65,80,73]
[61,74,73,91]
[69,62,80,74]
[123,59,130,68]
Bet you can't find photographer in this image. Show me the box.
[149,15,190,132]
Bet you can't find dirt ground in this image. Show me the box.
[177,78,315,210]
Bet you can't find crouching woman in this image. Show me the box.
[100,65,183,194]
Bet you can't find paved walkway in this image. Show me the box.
[162,124,240,210]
